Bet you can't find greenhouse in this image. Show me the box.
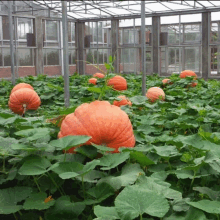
[1,1,220,220]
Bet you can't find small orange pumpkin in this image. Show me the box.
[88,78,97,85]
[113,95,132,107]
[8,88,41,115]
[146,87,165,103]
[107,75,127,91]
[58,100,135,154]
[162,78,172,85]
[180,70,197,80]
[11,83,34,94]
[93,73,105,78]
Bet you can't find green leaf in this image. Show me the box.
[129,96,147,105]
[49,135,91,151]
[108,55,113,62]
[87,87,102,93]
[94,205,120,219]
[115,185,169,219]
[18,155,51,176]
[98,163,143,190]
[23,192,55,210]
[44,196,85,220]
[193,187,220,201]
[185,207,206,220]
[0,187,32,214]
[130,151,155,166]
[187,200,220,214]
[91,143,114,152]
[104,63,111,70]
[99,152,130,170]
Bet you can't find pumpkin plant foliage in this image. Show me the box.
[1,72,220,219]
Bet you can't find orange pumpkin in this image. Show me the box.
[107,75,127,91]
[11,83,34,94]
[146,87,165,103]
[113,95,132,107]
[8,88,41,115]
[180,70,197,80]
[162,78,172,85]
[89,78,97,85]
[58,100,135,154]
[93,73,105,78]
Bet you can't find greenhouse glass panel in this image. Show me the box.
[183,24,201,43]
[18,48,33,66]
[46,20,58,41]
[17,18,33,40]
[45,49,59,65]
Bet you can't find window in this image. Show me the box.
[2,16,10,40]
[18,48,33,66]
[44,49,59,65]
[46,20,58,41]
[17,18,33,40]
[184,24,201,43]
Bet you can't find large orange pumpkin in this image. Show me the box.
[11,83,34,94]
[180,70,197,80]
[88,78,97,85]
[9,88,41,115]
[113,95,132,107]
[58,100,135,153]
[93,73,105,78]
[107,75,127,91]
[146,87,165,103]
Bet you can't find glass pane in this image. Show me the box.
[46,49,59,65]
[18,48,33,66]
[168,48,182,74]
[86,49,93,64]
[46,20,58,41]
[2,16,10,40]
[98,22,102,43]
[210,46,220,75]
[3,48,12,66]
[184,47,200,74]
[184,24,201,42]
[0,48,2,66]
[98,49,103,64]
[17,18,32,40]
[93,22,97,43]
[71,22,75,42]
[211,22,220,43]
[68,22,71,42]
[71,50,76,64]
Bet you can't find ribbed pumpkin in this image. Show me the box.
[93,72,105,78]
[107,75,127,91]
[113,95,132,107]
[58,100,135,154]
[180,70,197,80]
[9,88,41,115]
[11,83,34,94]
[88,78,97,85]
[146,87,165,103]
[162,78,172,85]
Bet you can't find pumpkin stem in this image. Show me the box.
[22,104,27,117]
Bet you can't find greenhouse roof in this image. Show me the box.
[1,1,220,21]
[32,0,220,21]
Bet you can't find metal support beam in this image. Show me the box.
[76,22,85,75]
[8,1,15,85]
[202,12,210,80]
[111,19,119,73]
[141,0,146,96]
[35,17,44,75]
[62,1,70,107]
[152,16,160,74]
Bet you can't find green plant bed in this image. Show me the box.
[0,71,220,220]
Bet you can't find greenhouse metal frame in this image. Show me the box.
[1,0,220,106]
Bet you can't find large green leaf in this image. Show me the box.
[0,187,32,214]
[23,192,55,210]
[18,155,52,175]
[115,185,169,219]
[187,200,220,214]
[94,205,120,219]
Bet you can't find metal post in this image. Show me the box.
[62,1,70,107]
[141,0,146,96]
[8,1,15,85]
[202,12,210,80]
[179,15,181,74]
[152,16,160,75]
